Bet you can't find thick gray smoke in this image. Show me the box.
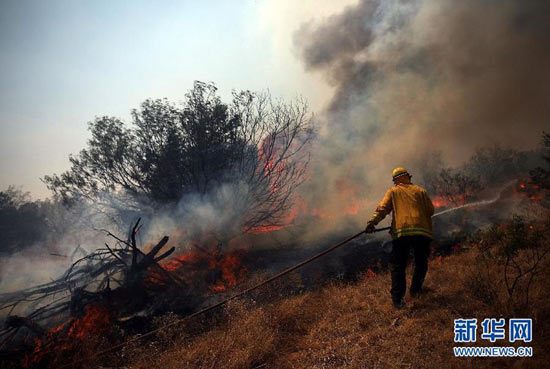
[293,0,550,230]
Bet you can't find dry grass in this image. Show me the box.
[123,225,550,369]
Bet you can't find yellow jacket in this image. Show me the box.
[369,183,434,239]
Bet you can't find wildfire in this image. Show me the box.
[24,303,112,367]
[515,179,547,204]
[248,196,307,234]
[431,195,450,208]
[150,247,248,293]
[210,253,246,292]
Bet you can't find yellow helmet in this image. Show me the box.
[392,167,410,180]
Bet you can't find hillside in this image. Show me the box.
[124,217,550,369]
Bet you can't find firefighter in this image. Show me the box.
[365,167,434,308]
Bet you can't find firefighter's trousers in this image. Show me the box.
[390,235,431,303]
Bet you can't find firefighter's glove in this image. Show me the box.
[365,221,376,234]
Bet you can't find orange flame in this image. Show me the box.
[24,303,112,366]
[149,248,248,293]
[431,195,449,208]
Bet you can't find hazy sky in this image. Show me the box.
[0,0,347,199]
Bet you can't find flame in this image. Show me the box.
[149,247,248,293]
[246,133,309,234]
[248,196,307,234]
[431,195,450,208]
[24,303,112,366]
[208,252,247,291]
[515,178,548,204]
[162,249,203,272]
[67,304,111,340]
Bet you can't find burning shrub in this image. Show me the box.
[0,218,266,368]
[152,247,249,293]
[21,303,115,368]
[43,81,313,237]
[431,168,482,207]
[423,140,544,210]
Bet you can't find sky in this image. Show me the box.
[0,0,349,199]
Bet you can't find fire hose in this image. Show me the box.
[59,226,391,368]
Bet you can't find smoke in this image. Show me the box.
[0,195,228,314]
[292,0,550,230]
[2,0,549,296]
